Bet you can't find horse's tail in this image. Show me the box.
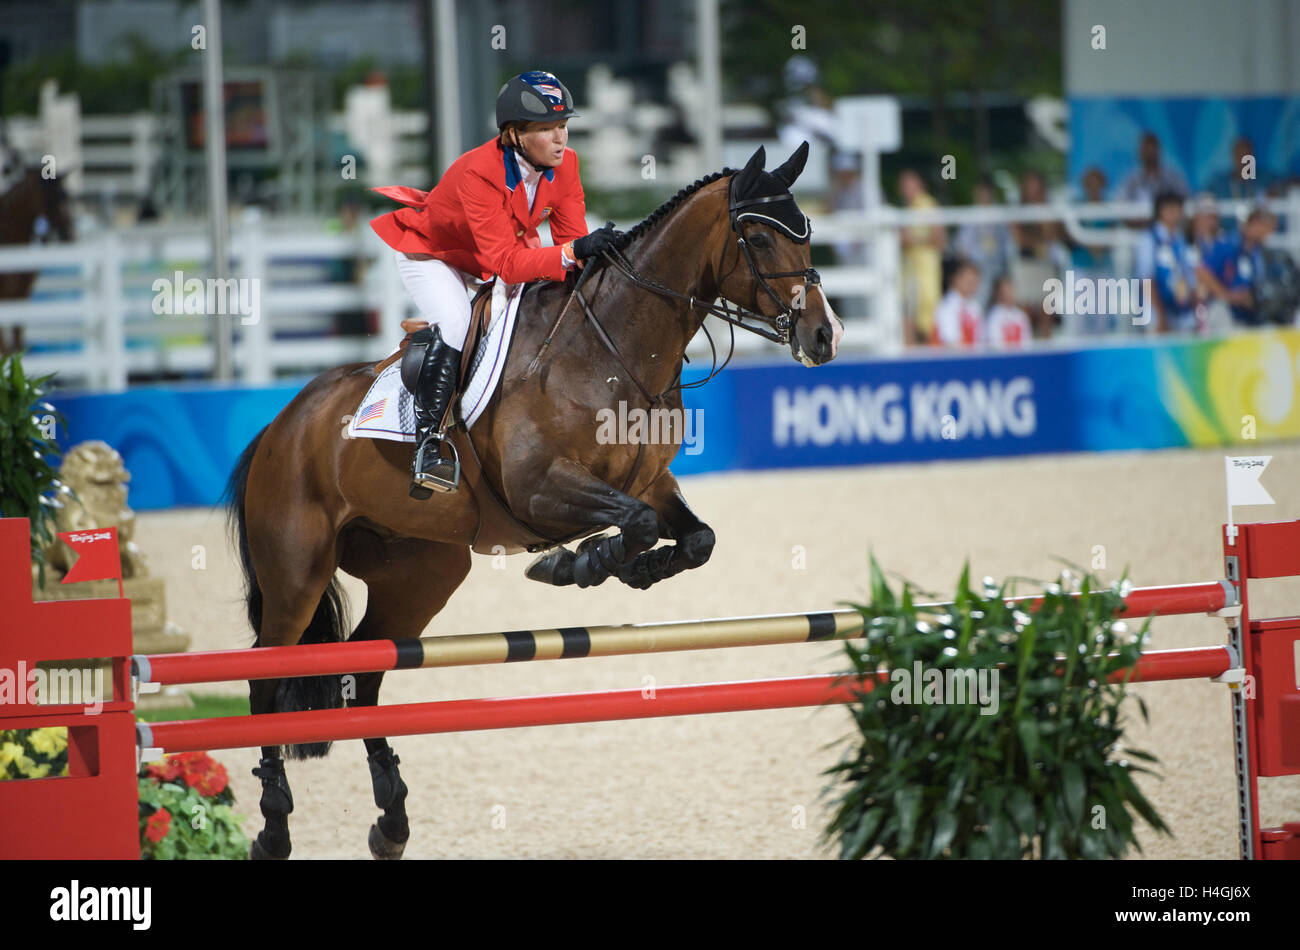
[224,427,268,642]
[224,425,348,760]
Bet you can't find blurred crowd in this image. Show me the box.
[900,131,1300,348]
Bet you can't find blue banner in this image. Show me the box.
[49,331,1300,510]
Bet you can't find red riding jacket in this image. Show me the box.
[370,137,588,284]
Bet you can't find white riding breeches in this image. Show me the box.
[394,250,477,349]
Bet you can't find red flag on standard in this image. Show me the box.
[59,527,123,596]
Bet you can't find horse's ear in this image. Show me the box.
[770,141,810,190]
[733,145,766,195]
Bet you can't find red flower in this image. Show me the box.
[177,751,214,774]
[144,757,183,783]
[191,767,229,797]
[145,808,172,843]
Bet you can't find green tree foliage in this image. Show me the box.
[723,0,1060,106]
[1,35,189,116]
[722,0,1062,196]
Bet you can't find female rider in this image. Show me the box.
[371,70,620,497]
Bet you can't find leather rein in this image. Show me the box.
[524,179,820,408]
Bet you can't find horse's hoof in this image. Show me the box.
[368,822,407,860]
[250,833,290,860]
[525,547,575,586]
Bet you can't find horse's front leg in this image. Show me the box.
[522,458,660,588]
[615,470,715,590]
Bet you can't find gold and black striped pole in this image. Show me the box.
[133,609,866,685]
[412,609,865,668]
[132,580,1231,687]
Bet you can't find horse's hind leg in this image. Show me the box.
[339,532,471,859]
[246,518,344,860]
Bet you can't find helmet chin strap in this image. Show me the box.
[511,133,558,171]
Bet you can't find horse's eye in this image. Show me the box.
[749,232,772,249]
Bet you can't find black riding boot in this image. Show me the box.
[409,326,462,498]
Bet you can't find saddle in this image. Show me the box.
[389,281,598,557]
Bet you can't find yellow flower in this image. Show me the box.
[0,741,23,772]
[25,762,51,779]
[28,729,58,756]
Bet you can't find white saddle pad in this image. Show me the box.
[347,280,525,441]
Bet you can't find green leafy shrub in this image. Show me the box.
[824,560,1170,859]
[0,351,70,587]
[138,752,251,859]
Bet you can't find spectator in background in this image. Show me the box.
[1119,131,1189,205]
[898,168,945,345]
[1188,193,1236,334]
[776,56,840,153]
[934,258,985,346]
[953,174,1013,307]
[776,56,865,278]
[1068,166,1117,335]
[776,58,857,211]
[1134,190,1198,332]
[1253,216,1300,326]
[1209,136,1270,201]
[1265,179,1291,238]
[985,274,1033,348]
[1224,207,1277,326]
[1079,165,1108,204]
[1009,170,1064,338]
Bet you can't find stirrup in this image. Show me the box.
[411,433,460,496]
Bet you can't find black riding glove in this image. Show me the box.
[573,221,622,261]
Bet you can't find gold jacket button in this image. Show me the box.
[516,229,524,237]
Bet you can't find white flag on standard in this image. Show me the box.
[1225,456,1274,507]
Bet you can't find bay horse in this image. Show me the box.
[226,142,844,858]
[0,167,75,353]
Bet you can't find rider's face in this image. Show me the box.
[514,120,568,167]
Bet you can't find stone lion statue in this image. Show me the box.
[43,440,147,578]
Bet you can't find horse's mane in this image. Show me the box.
[613,168,735,250]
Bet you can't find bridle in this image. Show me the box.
[529,174,820,407]
[725,181,821,336]
[0,169,69,244]
[605,177,820,345]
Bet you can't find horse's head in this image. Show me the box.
[715,143,842,366]
[32,168,75,242]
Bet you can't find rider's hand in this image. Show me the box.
[573,221,622,262]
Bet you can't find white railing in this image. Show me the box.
[0,217,409,390]
[4,192,1299,392]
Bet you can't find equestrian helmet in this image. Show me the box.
[496,70,578,128]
